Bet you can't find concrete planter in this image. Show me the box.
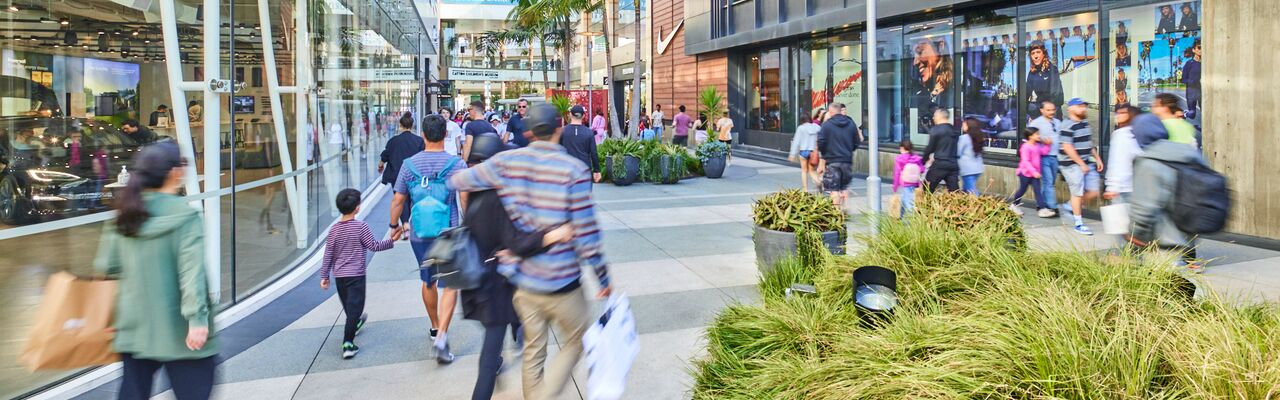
[703,156,726,179]
[657,155,683,184]
[612,155,641,186]
[753,225,844,275]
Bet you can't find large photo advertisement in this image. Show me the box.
[1112,1,1201,125]
[1023,13,1100,122]
[903,20,954,146]
[959,22,1018,153]
[83,58,140,122]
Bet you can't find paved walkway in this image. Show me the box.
[76,157,1280,400]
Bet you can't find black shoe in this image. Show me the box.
[429,328,438,341]
[435,343,455,365]
[342,342,359,359]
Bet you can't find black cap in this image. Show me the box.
[467,134,505,164]
[570,105,586,116]
[526,103,562,138]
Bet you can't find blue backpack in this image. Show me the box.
[404,157,460,239]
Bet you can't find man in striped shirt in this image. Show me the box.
[449,103,611,400]
[1058,98,1105,235]
[320,188,402,359]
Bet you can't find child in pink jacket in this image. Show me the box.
[892,140,925,218]
[1009,127,1050,216]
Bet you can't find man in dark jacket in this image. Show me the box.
[121,120,159,145]
[378,112,425,224]
[816,103,861,207]
[559,105,601,185]
[1127,114,1201,270]
[921,108,962,192]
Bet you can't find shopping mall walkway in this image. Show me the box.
[72,157,1280,400]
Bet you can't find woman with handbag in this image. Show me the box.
[458,134,574,400]
[789,113,824,192]
[94,142,216,400]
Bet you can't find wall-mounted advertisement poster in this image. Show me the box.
[904,19,954,146]
[83,58,140,122]
[1023,13,1100,122]
[1111,1,1201,124]
[958,18,1019,153]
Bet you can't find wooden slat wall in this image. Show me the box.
[652,0,727,117]
[1203,0,1280,238]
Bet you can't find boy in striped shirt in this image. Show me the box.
[319,188,403,359]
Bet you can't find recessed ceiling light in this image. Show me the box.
[59,18,69,26]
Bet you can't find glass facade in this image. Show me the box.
[739,0,1204,161]
[0,0,426,396]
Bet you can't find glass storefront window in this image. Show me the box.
[1108,0,1203,125]
[801,40,829,123]
[748,48,786,132]
[956,7,1019,154]
[901,19,955,146]
[1021,3,1102,147]
[831,33,863,130]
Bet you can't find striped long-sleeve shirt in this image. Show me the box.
[448,141,610,293]
[320,220,395,280]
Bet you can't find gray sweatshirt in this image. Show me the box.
[1129,140,1203,248]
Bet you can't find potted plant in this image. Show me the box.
[698,86,725,145]
[652,144,687,184]
[751,189,846,274]
[610,139,644,186]
[697,140,729,179]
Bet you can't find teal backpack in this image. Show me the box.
[404,157,460,239]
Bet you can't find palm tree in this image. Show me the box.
[597,0,624,138]
[626,0,642,137]
[510,0,588,88]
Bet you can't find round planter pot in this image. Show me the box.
[753,225,844,275]
[613,155,642,186]
[703,156,726,179]
[658,155,682,184]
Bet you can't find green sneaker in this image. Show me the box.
[355,313,368,336]
[342,342,359,359]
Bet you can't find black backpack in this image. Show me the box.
[1160,160,1231,234]
[425,226,485,290]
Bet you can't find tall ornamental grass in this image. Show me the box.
[694,192,1280,399]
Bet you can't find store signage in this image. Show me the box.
[447,67,539,81]
[656,20,683,55]
[317,68,417,82]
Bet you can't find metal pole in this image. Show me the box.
[588,38,594,118]
[201,0,223,303]
[865,0,881,234]
[293,0,310,245]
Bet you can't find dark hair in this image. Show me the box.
[1154,93,1182,112]
[655,104,661,110]
[1023,127,1040,140]
[115,142,184,237]
[799,115,811,124]
[422,114,447,142]
[399,111,414,129]
[470,100,485,111]
[678,105,686,112]
[962,117,985,155]
[335,188,362,215]
[1039,99,1057,110]
[1115,104,1141,127]
[899,139,913,152]
[121,119,142,129]
[157,104,168,110]
[189,100,198,107]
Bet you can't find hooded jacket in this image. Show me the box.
[1130,140,1203,248]
[922,123,961,170]
[95,192,216,361]
[817,114,860,164]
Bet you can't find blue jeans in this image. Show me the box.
[410,238,442,287]
[897,186,916,218]
[1040,157,1059,210]
[961,174,980,194]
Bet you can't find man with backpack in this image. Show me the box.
[1127,113,1229,272]
[389,114,467,364]
[449,103,611,400]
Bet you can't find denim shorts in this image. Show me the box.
[798,150,812,159]
[1059,163,1100,197]
[410,238,443,287]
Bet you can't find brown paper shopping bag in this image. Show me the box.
[19,271,119,370]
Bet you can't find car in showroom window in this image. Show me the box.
[0,75,143,226]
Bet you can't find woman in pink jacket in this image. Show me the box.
[1009,127,1051,216]
[591,110,607,144]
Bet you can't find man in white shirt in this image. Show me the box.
[650,104,665,140]
[440,108,464,156]
[1027,100,1062,218]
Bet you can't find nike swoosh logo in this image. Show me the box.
[656,20,684,55]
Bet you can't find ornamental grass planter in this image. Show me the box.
[703,156,726,179]
[656,155,684,184]
[752,225,843,275]
[612,156,641,186]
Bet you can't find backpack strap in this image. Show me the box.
[434,157,460,180]
[402,158,423,180]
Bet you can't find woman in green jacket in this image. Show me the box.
[95,142,216,400]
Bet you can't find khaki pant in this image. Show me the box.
[513,287,590,400]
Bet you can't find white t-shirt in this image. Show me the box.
[716,117,734,141]
[444,119,464,156]
[651,110,665,128]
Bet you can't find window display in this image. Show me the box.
[830,39,863,129]
[902,19,954,145]
[748,48,786,132]
[1110,1,1202,124]
[956,7,1018,153]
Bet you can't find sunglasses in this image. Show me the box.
[518,105,527,109]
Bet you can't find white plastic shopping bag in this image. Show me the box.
[1101,203,1131,235]
[582,294,639,400]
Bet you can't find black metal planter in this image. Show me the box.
[613,156,641,186]
[703,156,726,179]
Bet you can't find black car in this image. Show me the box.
[0,77,144,225]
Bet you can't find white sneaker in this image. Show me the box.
[1037,208,1055,218]
[1009,204,1025,217]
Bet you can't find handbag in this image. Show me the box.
[426,226,486,290]
[583,294,639,400]
[807,150,821,167]
[20,272,119,370]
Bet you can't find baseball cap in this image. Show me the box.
[488,113,501,122]
[526,103,562,138]
[1066,98,1090,107]
[570,105,586,116]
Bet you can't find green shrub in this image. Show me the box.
[752,189,846,234]
[696,191,1280,399]
[696,140,729,161]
